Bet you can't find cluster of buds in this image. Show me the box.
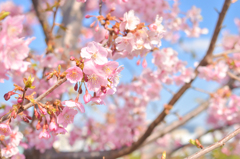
[45,65,66,80]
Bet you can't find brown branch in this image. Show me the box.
[227,71,240,82]
[186,126,240,159]
[0,78,67,124]
[169,124,232,157]
[140,101,209,148]
[31,0,53,51]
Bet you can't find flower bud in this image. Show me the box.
[70,56,75,61]
[78,87,83,94]
[101,86,107,94]
[83,90,91,103]
[36,121,41,130]
[23,117,29,123]
[85,15,91,18]
[4,91,15,101]
[17,97,23,104]
[142,59,147,68]
[74,83,78,91]
[136,59,140,65]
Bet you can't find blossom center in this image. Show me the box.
[88,74,98,84]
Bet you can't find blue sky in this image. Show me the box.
[0,0,240,130]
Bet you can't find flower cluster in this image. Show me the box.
[0,124,23,158]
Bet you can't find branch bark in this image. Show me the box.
[186,126,240,159]
[31,0,53,47]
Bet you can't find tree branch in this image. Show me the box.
[186,126,240,159]
[0,78,67,124]
[140,101,209,148]
[31,0,53,47]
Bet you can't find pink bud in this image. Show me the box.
[119,17,124,21]
[36,122,41,130]
[83,90,91,103]
[85,15,91,18]
[70,56,75,61]
[49,118,58,131]
[84,75,88,82]
[4,91,15,101]
[34,108,40,119]
[136,59,141,65]
[105,32,109,39]
[74,83,78,91]
[101,86,107,94]
[17,97,23,104]
[142,59,147,68]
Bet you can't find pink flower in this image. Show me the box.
[81,41,109,65]
[2,146,18,158]
[9,127,23,147]
[149,15,165,33]
[54,126,67,134]
[1,15,24,38]
[49,118,58,131]
[83,90,92,103]
[39,129,51,139]
[115,33,134,52]
[57,107,78,127]
[83,60,108,91]
[62,100,85,113]
[101,61,119,77]
[65,66,83,83]
[120,10,140,31]
[77,0,87,2]
[0,123,12,136]
[1,37,34,71]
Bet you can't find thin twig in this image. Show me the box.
[169,124,232,157]
[0,78,67,123]
[213,49,240,58]
[191,86,211,94]
[99,0,103,16]
[227,71,240,82]
[185,126,240,159]
[51,0,61,32]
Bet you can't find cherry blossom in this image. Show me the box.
[65,66,83,83]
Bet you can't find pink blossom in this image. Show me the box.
[54,126,68,134]
[65,66,83,83]
[10,127,23,147]
[57,107,78,127]
[1,15,24,38]
[0,62,9,83]
[62,100,85,113]
[198,61,228,82]
[83,60,108,91]
[149,15,165,33]
[81,41,109,65]
[120,10,140,31]
[39,129,51,139]
[1,37,34,71]
[0,123,12,136]
[115,33,134,52]
[49,118,58,131]
[2,146,18,158]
